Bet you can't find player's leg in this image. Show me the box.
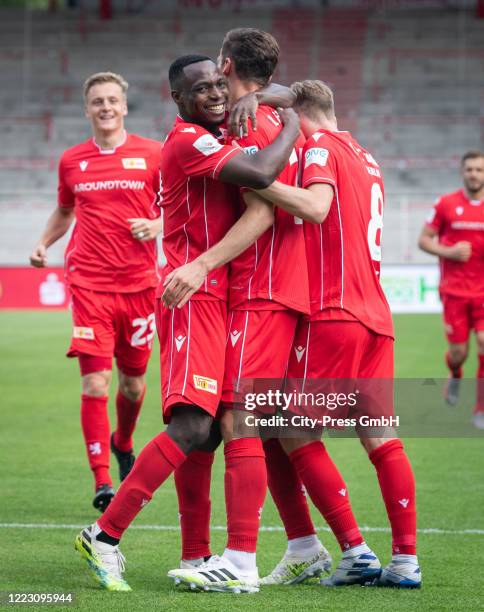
[110,371,145,481]
[442,295,470,405]
[111,289,156,480]
[67,286,117,510]
[259,437,329,586]
[75,405,212,591]
[472,327,484,428]
[221,310,310,587]
[168,309,302,592]
[357,333,420,588]
[279,321,381,587]
[80,360,114,511]
[259,318,332,585]
[75,299,226,592]
[174,420,221,565]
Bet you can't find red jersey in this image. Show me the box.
[301,129,393,338]
[227,106,309,313]
[158,116,241,301]
[426,189,484,297]
[58,132,162,293]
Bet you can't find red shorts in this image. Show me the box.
[222,308,299,404]
[156,298,227,422]
[67,285,156,376]
[441,294,484,344]
[286,319,394,423]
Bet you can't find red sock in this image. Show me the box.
[113,388,145,452]
[475,354,484,414]
[174,450,214,560]
[98,431,186,539]
[264,439,316,540]
[225,438,267,552]
[446,351,463,378]
[81,394,111,489]
[289,441,363,552]
[369,439,417,555]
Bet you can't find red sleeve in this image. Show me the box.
[174,127,241,179]
[301,141,337,188]
[425,197,445,233]
[57,155,74,208]
[230,108,280,193]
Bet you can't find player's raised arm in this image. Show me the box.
[256,180,333,224]
[418,224,472,262]
[29,206,75,267]
[219,107,300,189]
[162,192,274,308]
[227,83,296,137]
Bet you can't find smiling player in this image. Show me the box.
[73,55,300,592]
[30,72,163,511]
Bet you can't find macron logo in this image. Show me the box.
[338,488,347,497]
[181,127,196,133]
[175,335,186,352]
[398,498,409,508]
[294,345,306,363]
[80,160,88,172]
[230,330,242,347]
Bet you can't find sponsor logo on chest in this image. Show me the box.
[73,180,145,192]
[122,158,147,169]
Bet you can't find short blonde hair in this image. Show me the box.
[291,80,335,120]
[83,72,129,100]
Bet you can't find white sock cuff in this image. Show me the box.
[286,534,322,555]
[223,548,257,572]
[343,542,370,557]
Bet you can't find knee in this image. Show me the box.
[449,344,468,364]
[359,435,397,455]
[82,371,111,397]
[118,374,145,401]
[167,408,213,453]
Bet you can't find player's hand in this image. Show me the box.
[162,260,209,309]
[278,107,300,135]
[128,218,160,241]
[29,244,48,268]
[228,92,258,137]
[446,241,472,262]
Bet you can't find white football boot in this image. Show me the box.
[320,544,381,586]
[168,554,259,593]
[74,524,131,592]
[376,555,422,588]
[472,411,484,430]
[444,376,460,406]
[260,545,332,585]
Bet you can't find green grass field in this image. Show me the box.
[1,312,483,611]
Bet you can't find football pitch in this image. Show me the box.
[1,311,483,611]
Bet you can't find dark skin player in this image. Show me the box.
[164,56,300,455]
[171,58,299,191]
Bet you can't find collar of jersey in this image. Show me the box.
[461,189,483,206]
[92,130,128,155]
